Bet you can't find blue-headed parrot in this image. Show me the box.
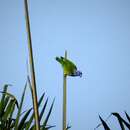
[56,56,82,77]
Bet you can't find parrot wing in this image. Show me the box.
[56,56,82,77]
[60,57,77,75]
[56,56,77,75]
[60,57,77,70]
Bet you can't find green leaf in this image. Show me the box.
[0,96,10,119]
[2,99,16,121]
[0,84,9,117]
[99,115,111,130]
[18,108,32,129]
[112,112,130,129]
[25,92,45,130]
[40,98,48,121]
[14,82,27,130]
[42,99,55,129]
[25,112,34,130]
[0,91,19,108]
[40,125,55,130]
[125,111,130,123]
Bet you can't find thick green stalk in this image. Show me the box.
[63,51,67,130]
[24,0,40,130]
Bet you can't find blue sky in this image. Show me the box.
[0,0,130,129]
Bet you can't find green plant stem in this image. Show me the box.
[63,51,67,130]
[24,0,40,130]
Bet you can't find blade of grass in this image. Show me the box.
[0,84,10,116]
[112,112,130,129]
[3,96,10,109]
[25,92,45,130]
[8,103,16,129]
[44,125,56,130]
[42,99,55,129]
[14,82,27,130]
[39,98,48,121]
[99,115,111,130]
[2,99,16,121]
[125,111,130,123]
[30,99,55,130]
[18,108,32,129]
[95,114,112,129]
[0,96,10,119]
[0,91,19,108]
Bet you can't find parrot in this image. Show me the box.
[56,56,82,77]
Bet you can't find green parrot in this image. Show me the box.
[56,56,82,77]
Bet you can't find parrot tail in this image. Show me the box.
[56,57,63,64]
[60,56,64,60]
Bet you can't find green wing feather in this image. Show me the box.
[56,56,77,75]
